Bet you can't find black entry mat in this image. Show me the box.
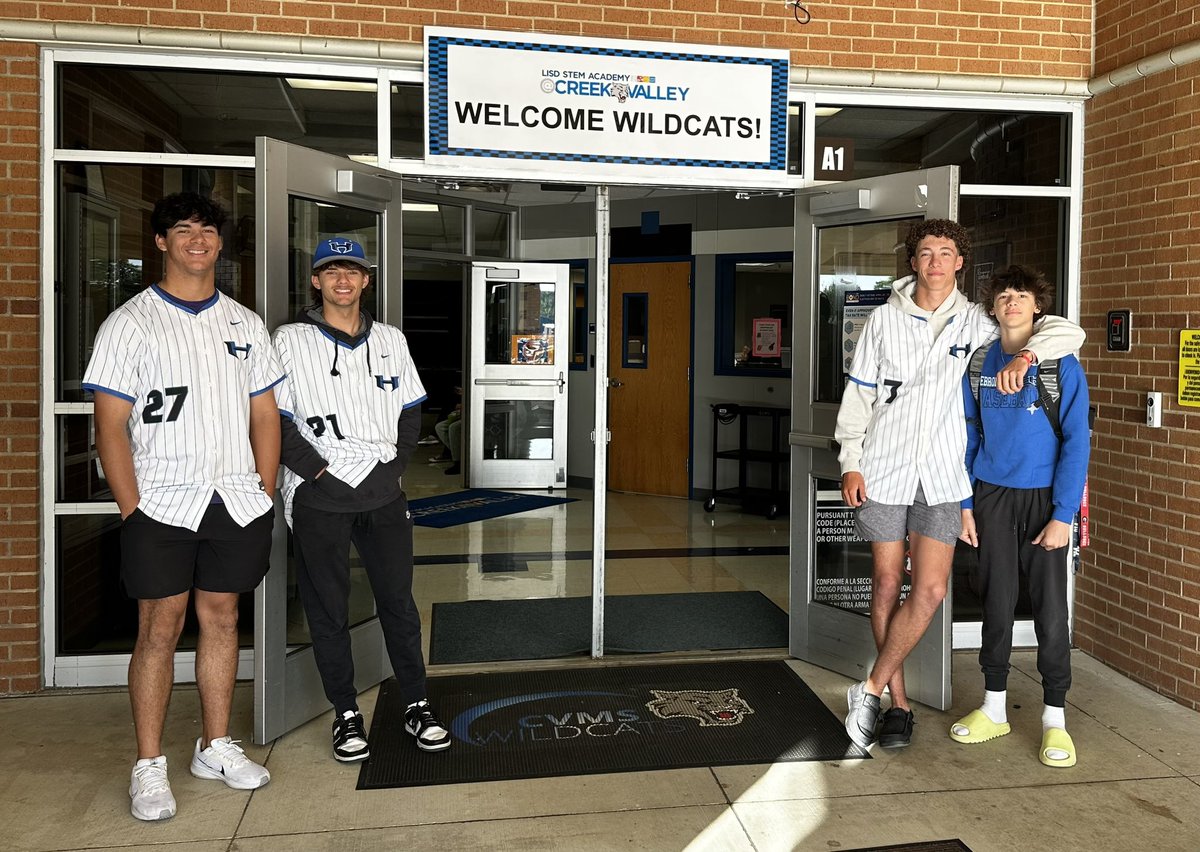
[429,591,788,664]
[357,660,869,789]
[846,843,972,852]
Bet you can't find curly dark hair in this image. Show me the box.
[904,218,971,268]
[979,264,1055,315]
[150,192,228,237]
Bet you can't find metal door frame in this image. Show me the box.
[253,137,405,744]
[788,167,959,711]
[466,261,571,490]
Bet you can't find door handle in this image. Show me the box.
[557,372,566,393]
[608,379,624,388]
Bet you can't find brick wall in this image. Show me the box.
[0,40,42,694]
[1095,0,1200,76]
[1078,64,1200,711]
[3,1,1093,78]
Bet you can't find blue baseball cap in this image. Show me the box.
[312,237,373,271]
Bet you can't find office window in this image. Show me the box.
[715,253,792,377]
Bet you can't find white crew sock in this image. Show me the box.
[981,689,1007,725]
[1042,704,1066,731]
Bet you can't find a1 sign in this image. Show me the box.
[815,137,854,180]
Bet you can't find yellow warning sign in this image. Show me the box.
[1178,330,1200,407]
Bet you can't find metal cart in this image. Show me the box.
[703,403,789,519]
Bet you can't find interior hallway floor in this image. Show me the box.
[3,648,1198,852]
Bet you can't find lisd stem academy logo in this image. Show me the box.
[451,687,755,747]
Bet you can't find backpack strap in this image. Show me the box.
[1035,358,1063,443]
[967,344,989,431]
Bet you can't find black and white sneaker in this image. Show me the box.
[404,699,451,752]
[332,710,370,762]
[878,707,914,748]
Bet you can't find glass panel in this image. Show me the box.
[814,106,1069,186]
[812,478,910,616]
[622,292,648,368]
[482,399,555,460]
[402,258,465,415]
[390,82,425,160]
[402,200,465,253]
[959,196,1068,315]
[56,515,253,654]
[570,264,589,371]
[288,198,379,322]
[56,164,255,401]
[58,65,377,159]
[815,218,918,403]
[473,208,511,257]
[57,414,109,503]
[483,280,557,365]
[726,258,791,372]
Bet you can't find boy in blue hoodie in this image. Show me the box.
[955,265,1090,768]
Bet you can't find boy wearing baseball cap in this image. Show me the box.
[273,238,451,762]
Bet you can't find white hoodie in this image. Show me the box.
[833,275,1084,506]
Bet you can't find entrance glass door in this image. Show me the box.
[253,138,404,744]
[789,167,959,711]
[467,262,570,490]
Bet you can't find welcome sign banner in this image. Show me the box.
[425,28,790,187]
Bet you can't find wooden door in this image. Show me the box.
[608,261,691,497]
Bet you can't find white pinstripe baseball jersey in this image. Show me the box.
[82,285,284,531]
[835,275,1084,506]
[272,318,426,517]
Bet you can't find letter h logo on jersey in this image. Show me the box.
[375,374,401,391]
[225,340,253,360]
[948,342,971,359]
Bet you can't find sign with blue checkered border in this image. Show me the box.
[425,28,790,187]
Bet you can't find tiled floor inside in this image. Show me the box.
[8,446,1199,850]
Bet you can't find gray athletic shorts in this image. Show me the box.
[855,483,961,545]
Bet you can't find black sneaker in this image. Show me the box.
[845,681,881,749]
[332,710,370,762]
[404,699,451,752]
[878,707,914,748]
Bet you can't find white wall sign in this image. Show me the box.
[425,27,790,186]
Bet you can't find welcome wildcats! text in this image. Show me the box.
[453,101,762,139]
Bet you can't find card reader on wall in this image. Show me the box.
[1107,310,1131,351]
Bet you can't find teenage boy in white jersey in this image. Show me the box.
[83,193,282,821]
[835,219,1085,749]
[273,238,451,763]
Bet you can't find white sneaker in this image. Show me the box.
[190,736,271,790]
[130,755,176,821]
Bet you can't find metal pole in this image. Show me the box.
[591,186,610,658]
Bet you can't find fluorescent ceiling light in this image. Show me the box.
[402,202,440,213]
[285,78,377,92]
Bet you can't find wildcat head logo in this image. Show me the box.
[612,82,630,103]
[646,688,754,727]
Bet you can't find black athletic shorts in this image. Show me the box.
[119,503,274,600]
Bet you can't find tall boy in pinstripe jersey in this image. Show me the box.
[84,194,282,821]
[835,220,1085,750]
[273,238,451,764]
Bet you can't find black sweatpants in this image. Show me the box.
[973,481,1072,707]
[291,492,427,714]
